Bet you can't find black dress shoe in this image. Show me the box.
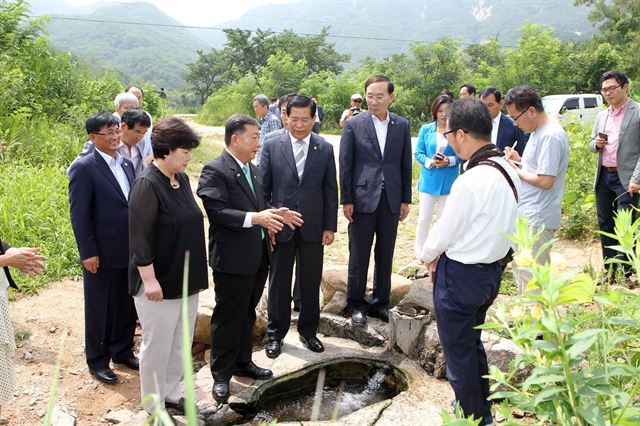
[369,308,389,323]
[90,367,118,384]
[265,339,283,359]
[212,381,229,404]
[233,361,273,380]
[351,310,367,326]
[165,397,185,414]
[113,356,139,370]
[299,335,324,353]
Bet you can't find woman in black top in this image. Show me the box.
[129,117,208,414]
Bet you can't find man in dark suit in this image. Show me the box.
[197,114,302,404]
[339,75,412,326]
[480,88,527,156]
[311,96,324,133]
[261,95,338,358]
[68,112,138,384]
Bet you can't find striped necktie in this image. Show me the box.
[294,139,306,179]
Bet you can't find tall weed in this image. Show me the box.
[0,163,79,293]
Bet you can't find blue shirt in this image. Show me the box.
[414,122,459,195]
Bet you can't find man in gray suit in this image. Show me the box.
[339,75,412,326]
[590,70,640,277]
[261,95,338,357]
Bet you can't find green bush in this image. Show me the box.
[0,163,80,293]
[197,75,259,125]
[560,123,599,239]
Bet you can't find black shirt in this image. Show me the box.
[128,164,208,299]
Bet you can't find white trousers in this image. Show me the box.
[415,192,448,258]
[134,288,199,413]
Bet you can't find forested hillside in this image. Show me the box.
[44,2,207,89]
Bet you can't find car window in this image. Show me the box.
[584,97,598,108]
[563,98,579,110]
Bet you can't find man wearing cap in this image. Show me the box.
[340,94,364,128]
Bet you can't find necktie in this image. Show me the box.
[294,139,306,179]
[242,164,255,196]
[242,164,264,239]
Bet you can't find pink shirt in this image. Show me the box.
[602,98,630,167]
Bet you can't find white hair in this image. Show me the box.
[114,92,139,111]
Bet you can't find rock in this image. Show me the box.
[321,291,348,315]
[104,409,135,424]
[399,278,434,313]
[417,323,446,379]
[173,415,205,425]
[51,406,76,426]
[320,265,349,303]
[318,313,387,347]
[24,351,33,361]
[252,291,268,339]
[388,307,432,359]
[396,262,429,279]
[320,265,412,308]
[193,288,215,345]
[417,323,527,384]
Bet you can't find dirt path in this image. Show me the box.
[2,119,604,425]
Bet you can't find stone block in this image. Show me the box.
[388,307,432,359]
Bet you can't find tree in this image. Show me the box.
[575,0,640,75]
[184,49,237,104]
[257,52,307,97]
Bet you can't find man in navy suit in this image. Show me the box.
[261,95,338,358]
[480,88,527,156]
[68,112,138,384]
[339,75,412,326]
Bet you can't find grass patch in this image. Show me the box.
[499,271,519,296]
[14,329,31,344]
[0,163,80,293]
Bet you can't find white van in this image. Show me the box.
[542,94,604,125]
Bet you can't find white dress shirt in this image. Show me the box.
[289,133,311,158]
[372,112,390,156]
[117,142,142,171]
[420,155,521,264]
[95,148,130,199]
[491,114,501,146]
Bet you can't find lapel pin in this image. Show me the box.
[237,173,241,177]
[391,119,396,125]
[314,146,318,150]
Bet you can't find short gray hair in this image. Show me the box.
[252,94,270,107]
[114,92,139,111]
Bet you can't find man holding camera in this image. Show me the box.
[340,93,364,128]
[590,70,640,278]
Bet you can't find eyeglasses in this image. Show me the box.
[443,128,468,137]
[353,99,362,103]
[93,129,122,137]
[600,85,621,94]
[510,109,528,122]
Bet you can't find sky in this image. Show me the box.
[65,0,299,26]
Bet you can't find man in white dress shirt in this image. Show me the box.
[420,98,520,426]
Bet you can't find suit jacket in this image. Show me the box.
[496,113,527,156]
[339,110,412,214]
[68,149,134,269]
[589,99,640,188]
[261,132,338,243]
[197,150,269,275]
[68,141,146,177]
[414,122,459,195]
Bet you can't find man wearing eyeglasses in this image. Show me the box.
[420,98,520,426]
[503,85,570,294]
[67,108,151,177]
[589,70,640,279]
[68,112,138,384]
[339,93,364,128]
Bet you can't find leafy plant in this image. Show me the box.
[477,217,640,425]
